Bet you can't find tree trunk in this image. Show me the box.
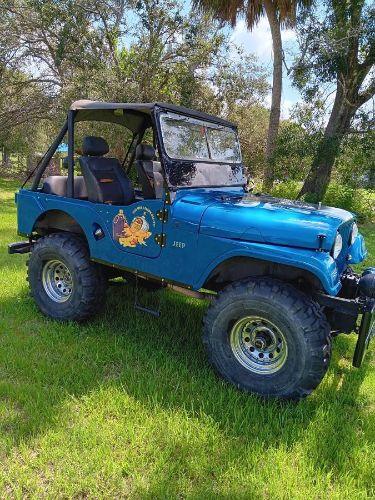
[262,0,283,192]
[2,147,11,169]
[298,81,357,201]
[26,154,35,176]
[369,166,375,190]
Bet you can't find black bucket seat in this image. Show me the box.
[135,144,164,199]
[79,136,134,205]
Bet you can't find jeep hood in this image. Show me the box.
[175,190,354,251]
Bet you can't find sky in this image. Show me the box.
[229,17,302,119]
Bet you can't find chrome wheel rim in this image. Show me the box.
[230,316,288,374]
[42,259,73,303]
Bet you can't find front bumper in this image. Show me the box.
[314,269,375,368]
[353,307,375,367]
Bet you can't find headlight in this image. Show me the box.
[350,223,358,245]
[332,232,343,259]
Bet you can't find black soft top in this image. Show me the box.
[70,100,236,132]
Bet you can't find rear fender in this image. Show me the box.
[17,190,102,255]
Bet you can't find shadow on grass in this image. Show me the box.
[0,281,372,480]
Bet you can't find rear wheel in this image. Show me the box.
[203,278,331,400]
[27,233,106,322]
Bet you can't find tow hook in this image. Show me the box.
[353,268,375,367]
[358,268,375,298]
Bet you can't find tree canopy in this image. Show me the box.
[0,0,373,212]
[0,0,271,161]
[293,0,374,200]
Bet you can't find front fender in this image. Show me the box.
[194,237,341,295]
[348,234,367,264]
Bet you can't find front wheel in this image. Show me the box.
[203,278,331,400]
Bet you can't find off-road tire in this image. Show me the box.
[203,278,331,400]
[27,233,106,322]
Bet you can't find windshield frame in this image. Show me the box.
[158,111,242,164]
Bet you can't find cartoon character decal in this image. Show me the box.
[113,208,155,248]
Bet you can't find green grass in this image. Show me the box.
[0,177,374,499]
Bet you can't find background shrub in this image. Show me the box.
[268,181,374,222]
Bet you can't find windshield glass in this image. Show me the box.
[160,112,241,163]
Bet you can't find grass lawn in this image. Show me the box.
[0,177,374,498]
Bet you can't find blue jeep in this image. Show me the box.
[9,100,375,400]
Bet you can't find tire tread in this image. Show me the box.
[27,233,106,322]
[203,277,331,400]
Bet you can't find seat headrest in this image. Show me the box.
[136,144,155,161]
[82,136,109,156]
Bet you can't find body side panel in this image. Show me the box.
[17,189,343,295]
[16,189,201,285]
